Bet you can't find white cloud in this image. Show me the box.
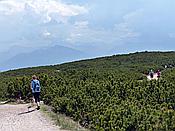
[43,30,51,37]
[0,0,24,15]
[0,0,88,23]
[0,0,88,51]
[0,1,142,53]
[123,9,144,23]
[66,11,140,48]
[74,21,89,28]
[114,23,140,39]
[64,9,142,53]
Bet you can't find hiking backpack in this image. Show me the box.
[33,80,40,92]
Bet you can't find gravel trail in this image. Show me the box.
[0,104,61,131]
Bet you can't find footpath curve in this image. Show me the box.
[0,104,61,131]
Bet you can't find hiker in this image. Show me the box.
[157,70,161,78]
[16,90,22,103]
[149,69,154,78]
[31,75,41,110]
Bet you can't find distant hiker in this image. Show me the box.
[31,75,41,110]
[149,69,154,78]
[157,70,161,78]
[16,90,22,103]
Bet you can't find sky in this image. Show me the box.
[0,0,175,54]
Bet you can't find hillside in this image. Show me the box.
[54,51,175,71]
[1,51,175,130]
[1,51,175,77]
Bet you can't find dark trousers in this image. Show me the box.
[33,92,40,103]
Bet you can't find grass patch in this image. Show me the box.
[40,104,90,131]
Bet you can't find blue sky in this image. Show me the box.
[0,0,175,54]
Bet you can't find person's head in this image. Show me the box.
[32,75,37,80]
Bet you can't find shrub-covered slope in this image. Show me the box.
[0,51,175,130]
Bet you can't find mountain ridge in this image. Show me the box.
[0,45,88,71]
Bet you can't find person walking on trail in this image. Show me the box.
[157,70,161,78]
[149,69,154,78]
[31,75,41,110]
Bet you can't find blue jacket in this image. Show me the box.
[31,79,41,93]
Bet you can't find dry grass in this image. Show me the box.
[40,104,90,131]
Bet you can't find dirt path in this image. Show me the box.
[147,73,159,80]
[0,104,61,131]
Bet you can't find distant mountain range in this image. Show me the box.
[0,45,89,71]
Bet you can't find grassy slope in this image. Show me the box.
[1,51,175,76]
[1,51,175,102]
[1,51,175,130]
